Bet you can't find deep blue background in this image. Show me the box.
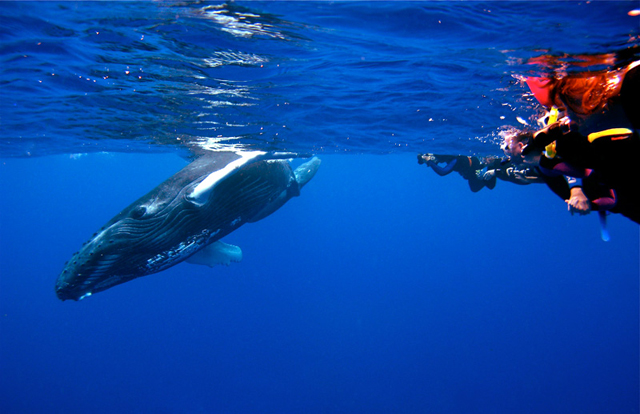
[0,153,638,413]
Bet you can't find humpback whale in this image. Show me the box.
[55,151,321,301]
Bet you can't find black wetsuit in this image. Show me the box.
[620,63,640,130]
[480,158,573,201]
[533,83,640,223]
[425,155,493,192]
[486,158,545,185]
[528,62,640,224]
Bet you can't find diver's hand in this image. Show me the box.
[565,187,591,215]
[533,118,573,147]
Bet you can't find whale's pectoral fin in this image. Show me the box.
[186,241,243,268]
[294,157,321,190]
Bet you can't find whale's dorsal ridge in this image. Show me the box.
[187,150,266,206]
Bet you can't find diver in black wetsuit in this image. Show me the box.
[524,121,639,224]
[418,152,548,192]
[417,154,495,192]
[501,130,581,206]
[523,59,640,224]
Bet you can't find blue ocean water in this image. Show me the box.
[0,2,639,413]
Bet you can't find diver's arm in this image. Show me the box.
[427,158,458,176]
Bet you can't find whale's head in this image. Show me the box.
[55,192,204,301]
[55,222,140,301]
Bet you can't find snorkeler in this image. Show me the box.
[523,120,639,224]
[521,56,640,224]
[500,130,578,206]
[418,152,548,193]
[417,153,496,192]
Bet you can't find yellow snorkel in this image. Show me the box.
[543,106,559,158]
[547,106,558,125]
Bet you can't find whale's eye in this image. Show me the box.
[130,206,147,219]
